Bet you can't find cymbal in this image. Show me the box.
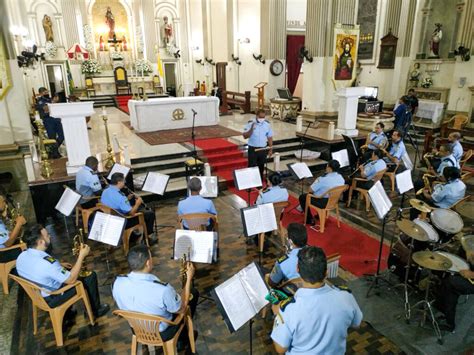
[410,199,433,213]
[397,219,429,241]
[412,251,452,271]
[461,235,474,254]
[455,201,474,219]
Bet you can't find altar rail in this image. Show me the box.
[221,90,251,114]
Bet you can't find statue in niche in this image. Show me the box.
[42,15,54,42]
[162,16,173,45]
[105,6,116,39]
[429,23,442,58]
[409,62,421,87]
[335,38,354,80]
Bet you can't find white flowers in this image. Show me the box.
[420,77,433,88]
[81,59,102,75]
[135,59,152,74]
[111,51,124,60]
[45,41,57,58]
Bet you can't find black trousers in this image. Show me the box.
[125,207,156,236]
[0,247,22,263]
[248,146,267,178]
[298,194,328,223]
[160,288,200,342]
[437,274,474,328]
[44,271,102,316]
[80,199,98,209]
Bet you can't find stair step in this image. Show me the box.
[204,150,244,162]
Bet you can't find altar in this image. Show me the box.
[416,100,445,125]
[128,96,220,133]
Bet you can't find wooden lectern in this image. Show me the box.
[254,82,268,110]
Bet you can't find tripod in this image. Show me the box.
[404,119,421,169]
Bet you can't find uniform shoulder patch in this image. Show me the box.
[278,255,289,263]
[279,296,295,311]
[336,285,352,293]
[43,256,56,264]
[153,280,168,286]
[247,120,253,123]
[264,119,270,123]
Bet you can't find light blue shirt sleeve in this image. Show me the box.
[431,184,448,205]
[267,124,273,138]
[390,141,406,161]
[269,261,284,284]
[431,180,466,208]
[271,310,293,349]
[162,284,182,314]
[243,120,254,133]
[452,142,463,163]
[0,222,9,248]
[46,258,71,285]
[207,200,217,215]
[364,160,386,180]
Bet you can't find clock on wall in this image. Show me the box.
[269,59,284,76]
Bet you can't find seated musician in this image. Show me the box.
[271,246,363,354]
[382,129,406,172]
[40,103,65,159]
[101,172,156,239]
[0,193,26,263]
[362,122,387,162]
[256,173,289,205]
[435,249,474,332]
[351,149,387,189]
[299,160,345,225]
[266,223,307,291]
[16,225,109,320]
[178,177,217,230]
[113,245,199,348]
[448,132,463,165]
[75,156,102,209]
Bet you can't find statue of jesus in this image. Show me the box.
[105,7,115,40]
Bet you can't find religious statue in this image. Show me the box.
[335,38,354,80]
[409,62,421,87]
[162,16,173,45]
[105,6,115,40]
[42,14,54,42]
[122,36,128,51]
[429,23,442,58]
[99,36,105,51]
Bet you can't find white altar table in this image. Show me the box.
[416,100,445,124]
[128,96,220,132]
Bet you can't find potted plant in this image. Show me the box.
[81,59,102,76]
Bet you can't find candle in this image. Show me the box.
[204,163,211,176]
[102,106,107,116]
[273,153,281,172]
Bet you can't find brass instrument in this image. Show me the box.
[416,174,436,195]
[423,137,441,169]
[72,228,92,277]
[179,248,193,300]
[101,107,116,170]
[36,117,54,178]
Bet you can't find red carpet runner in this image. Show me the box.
[116,95,132,114]
[195,138,390,277]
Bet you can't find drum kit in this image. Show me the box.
[387,198,471,344]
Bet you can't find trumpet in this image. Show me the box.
[72,228,92,277]
[416,174,436,195]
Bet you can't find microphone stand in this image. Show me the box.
[297,120,315,195]
[191,109,198,167]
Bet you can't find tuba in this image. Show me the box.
[72,228,92,277]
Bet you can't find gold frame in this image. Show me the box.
[0,32,12,100]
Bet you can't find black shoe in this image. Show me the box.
[178,330,198,352]
[95,304,110,318]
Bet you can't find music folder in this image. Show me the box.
[55,187,81,217]
[240,203,277,237]
[107,163,131,180]
[187,176,219,198]
[212,262,269,333]
[233,167,262,191]
[173,229,218,264]
[88,211,126,246]
[141,172,170,195]
[396,169,414,194]
[368,181,392,220]
[288,162,313,180]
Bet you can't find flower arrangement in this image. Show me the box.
[45,41,57,58]
[135,59,152,74]
[81,59,101,75]
[83,24,93,52]
[420,77,433,88]
[110,51,124,60]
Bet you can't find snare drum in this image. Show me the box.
[436,252,469,274]
[430,209,464,243]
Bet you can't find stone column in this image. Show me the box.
[457,0,473,51]
[53,13,65,47]
[448,2,465,57]
[260,0,287,60]
[417,0,432,58]
[469,86,474,125]
[305,0,330,57]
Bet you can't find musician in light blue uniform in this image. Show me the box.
[448,132,463,165]
[298,160,345,224]
[178,178,217,230]
[382,130,406,172]
[435,144,459,177]
[267,223,307,288]
[0,193,26,263]
[243,109,273,178]
[362,122,387,162]
[424,167,466,208]
[256,173,289,205]
[75,156,102,208]
[113,245,199,345]
[271,246,363,355]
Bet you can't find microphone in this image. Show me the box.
[191,109,197,115]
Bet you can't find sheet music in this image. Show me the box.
[55,187,81,216]
[215,275,256,331]
[238,263,269,313]
[368,181,392,220]
[107,163,131,180]
[332,149,350,168]
[396,170,414,194]
[88,212,125,246]
[401,152,413,171]
[174,230,216,264]
[234,167,262,190]
[189,176,218,198]
[142,172,170,195]
[242,203,277,236]
[290,162,313,179]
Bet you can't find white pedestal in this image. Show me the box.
[49,102,95,174]
[336,87,370,137]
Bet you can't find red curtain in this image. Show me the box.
[286,35,305,94]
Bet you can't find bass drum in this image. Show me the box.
[387,237,422,284]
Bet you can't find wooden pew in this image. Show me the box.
[221,90,251,114]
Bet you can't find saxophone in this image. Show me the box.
[416,174,435,195]
[423,137,441,169]
[179,248,193,300]
[72,228,92,277]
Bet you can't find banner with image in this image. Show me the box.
[332,24,360,90]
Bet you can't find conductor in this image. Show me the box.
[243,109,273,178]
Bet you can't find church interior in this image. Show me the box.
[0,0,473,353]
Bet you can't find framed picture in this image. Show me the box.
[377,31,398,69]
[0,32,12,100]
